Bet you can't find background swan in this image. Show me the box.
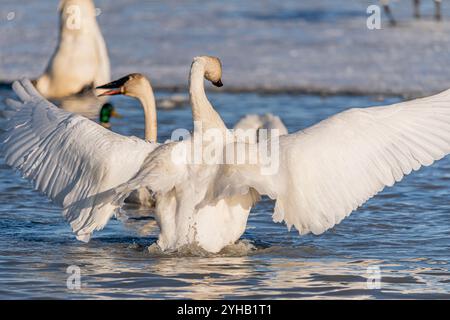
[381,0,442,25]
[233,113,288,143]
[1,75,158,241]
[34,0,110,99]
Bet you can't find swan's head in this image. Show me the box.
[194,56,223,87]
[96,73,152,99]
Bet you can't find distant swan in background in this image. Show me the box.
[2,74,158,241]
[53,91,107,119]
[381,0,442,25]
[234,113,288,143]
[34,0,110,99]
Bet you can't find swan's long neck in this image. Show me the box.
[189,61,227,131]
[138,87,157,143]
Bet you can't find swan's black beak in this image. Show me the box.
[96,75,130,97]
[212,79,223,87]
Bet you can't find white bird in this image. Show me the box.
[104,56,450,253]
[233,113,288,143]
[2,56,253,252]
[104,56,258,252]
[34,0,110,99]
[2,74,158,242]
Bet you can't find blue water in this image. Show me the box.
[0,87,449,299]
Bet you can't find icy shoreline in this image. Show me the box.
[1,0,450,97]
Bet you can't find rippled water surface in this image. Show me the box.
[0,87,448,299]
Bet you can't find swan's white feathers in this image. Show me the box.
[112,140,191,201]
[209,89,450,235]
[2,79,157,241]
[233,113,288,143]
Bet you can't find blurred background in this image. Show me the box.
[1,0,450,97]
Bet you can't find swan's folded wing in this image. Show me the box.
[1,79,157,241]
[211,89,450,235]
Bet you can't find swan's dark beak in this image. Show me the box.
[96,76,130,97]
[212,79,223,87]
[97,89,122,97]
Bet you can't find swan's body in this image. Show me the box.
[35,0,110,99]
[234,113,288,143]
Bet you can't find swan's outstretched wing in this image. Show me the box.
[1,79,157,241]
[210,89,450,235]
[233,113,288,143]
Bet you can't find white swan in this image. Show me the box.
[2,74,158,241]
[108,56,257,252]
[234,113,288,143]
[105,56,450,253]
[34,0,110,99]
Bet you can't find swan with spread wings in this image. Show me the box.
[3,56,450,253]
[102,56,450,252]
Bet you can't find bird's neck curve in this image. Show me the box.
[137,86,158,143]
[189,61,227,132]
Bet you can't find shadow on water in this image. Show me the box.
[0,82,12,90]
[241,9,364,23]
